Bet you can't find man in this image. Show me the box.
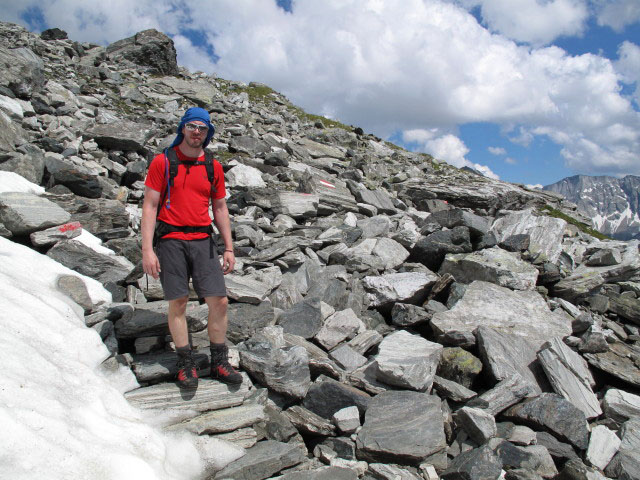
[141,107,241,388]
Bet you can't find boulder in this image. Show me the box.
[0,191,70,235]
[106,29,178,75]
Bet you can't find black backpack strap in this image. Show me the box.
[167,147,179,187]
[204,151,217,196]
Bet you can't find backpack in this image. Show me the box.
[152,148,217,245]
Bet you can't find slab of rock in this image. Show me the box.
[456,407,497,444]
[410,226,472,272]
[278,297,325,339]
[332,406,360,434]
[302,376,371,419]
[431,281,571,349]
[502,393,589,450]
[124,377,250,412]
[439,247,539,291]
[441,444,502,480]
[86,120,154,152]
[356,390,446,466]
[363,271,439,308]
[30,221,82,246]
[437,347,483,389]
[586,425,621,470]
[214,440,307,480]
[226,266,282,304]
[329,344,367,372]
[603,389,640,424]
[584,342,640,388]
[433,375,477,403]
[284,405,336,436]
[106,29,178,75]
[430,208,490,236]
[606,417,640,480]
[115,301,207,338]
[167,403,266,435]
[227,301,276,344]
[347,330,383,356]
[467,373,536,416]
[537,337,601,418]
[493,440,558,479]
[491,209,566,263]
[47,239,135,285]
[0,46,45,98]
[0,191,71,235]
[375,330,442,391]
[315,308,365,350]
[239,326,311,399]
[476,326,546,393]
[130,350,210,384]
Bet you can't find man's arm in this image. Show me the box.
[141,187,161,279]
[212,197,235,274]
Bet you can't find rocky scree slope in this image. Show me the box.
[544,175,640,241]
[1,22,640,480]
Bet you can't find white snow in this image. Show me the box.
[0,236,242,478]
[0,171,45,195]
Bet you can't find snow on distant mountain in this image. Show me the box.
[543,175,640,240]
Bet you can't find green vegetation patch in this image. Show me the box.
[539,205,609,240]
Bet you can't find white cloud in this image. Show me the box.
[6,0,640,178]
[505,157,518,164]
[594,0,640,32]
[527,183,544,189]
[452,0,589,46]
[488,146,506,155]
[615,41,640,105]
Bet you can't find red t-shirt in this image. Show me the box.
[145,147,226,240]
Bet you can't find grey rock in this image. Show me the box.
[276,466,359,480]
[124,377,250,412]
[0,46,45,98]
[363,271,438,308]
[56,274,94,312]
[603,388,640,424]
[606,417,640,480]
[430,208,490,237]
[455,407,497,444]
[356,390,446,465]
[607,291,640,325]
[115,301,207,338]
[431,281,571,349]
[86,120,154,153]
[315,308,365,350]
[559,459,607,480]
[228,136,271,156]
[227,301,276,344]
[535,432,579,464]
[302,376,371,419]
[493,441,558,478]
[502,393,590,450]
[167,403,266,435]
[284,405,336,436]
[585,247,622,266]
[439,247,539,291]
[106,29,178,75]
[215,440,307,480]
[347,330,383,356]
[537,337,601,418]
[410,226,472,272]
[584,342,640,388]
[226,266,282,304]
[375,330,442,391]
[47,240,134,285]
[441,444,502,480]
[329,344,367,372]
[491,209,566,263]
[499,233,531,252]
[278,297,325,339]
[467,373,537,416]
[30,220,82,246]
[585,425,621,470]
[239,326,311,399]
[0,191,71,235]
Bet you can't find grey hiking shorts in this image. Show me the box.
[156,238,227,300]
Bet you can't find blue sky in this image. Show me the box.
[5,0,640,187]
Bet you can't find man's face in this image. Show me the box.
[182,120,208,149]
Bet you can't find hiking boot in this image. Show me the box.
[175,346,198,389]
[210,344,242,385]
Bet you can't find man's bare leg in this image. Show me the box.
[205,296,242,384]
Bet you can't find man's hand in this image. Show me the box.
[143,249,161,279]
[222,250,235,274]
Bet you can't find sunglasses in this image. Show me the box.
[185,123,208,133]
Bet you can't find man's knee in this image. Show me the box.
[168,296,189,313]
[206,296,228,313]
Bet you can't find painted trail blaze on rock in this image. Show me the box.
[58,222,82,233]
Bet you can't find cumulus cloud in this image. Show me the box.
[488,146,506,155]
[6,0,640,178]
[505,157,517,165]
[453,0,589,46]
[615,41,640,105]
[594,0,640,32]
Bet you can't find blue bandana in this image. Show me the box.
[169,107,215,149]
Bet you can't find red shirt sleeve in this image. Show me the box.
[144,152,167,193]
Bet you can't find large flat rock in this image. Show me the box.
[431,281,571,348]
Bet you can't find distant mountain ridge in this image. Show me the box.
[543,175,640,240]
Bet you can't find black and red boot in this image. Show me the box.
[175,346,198,389]
[210,343,242,385]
